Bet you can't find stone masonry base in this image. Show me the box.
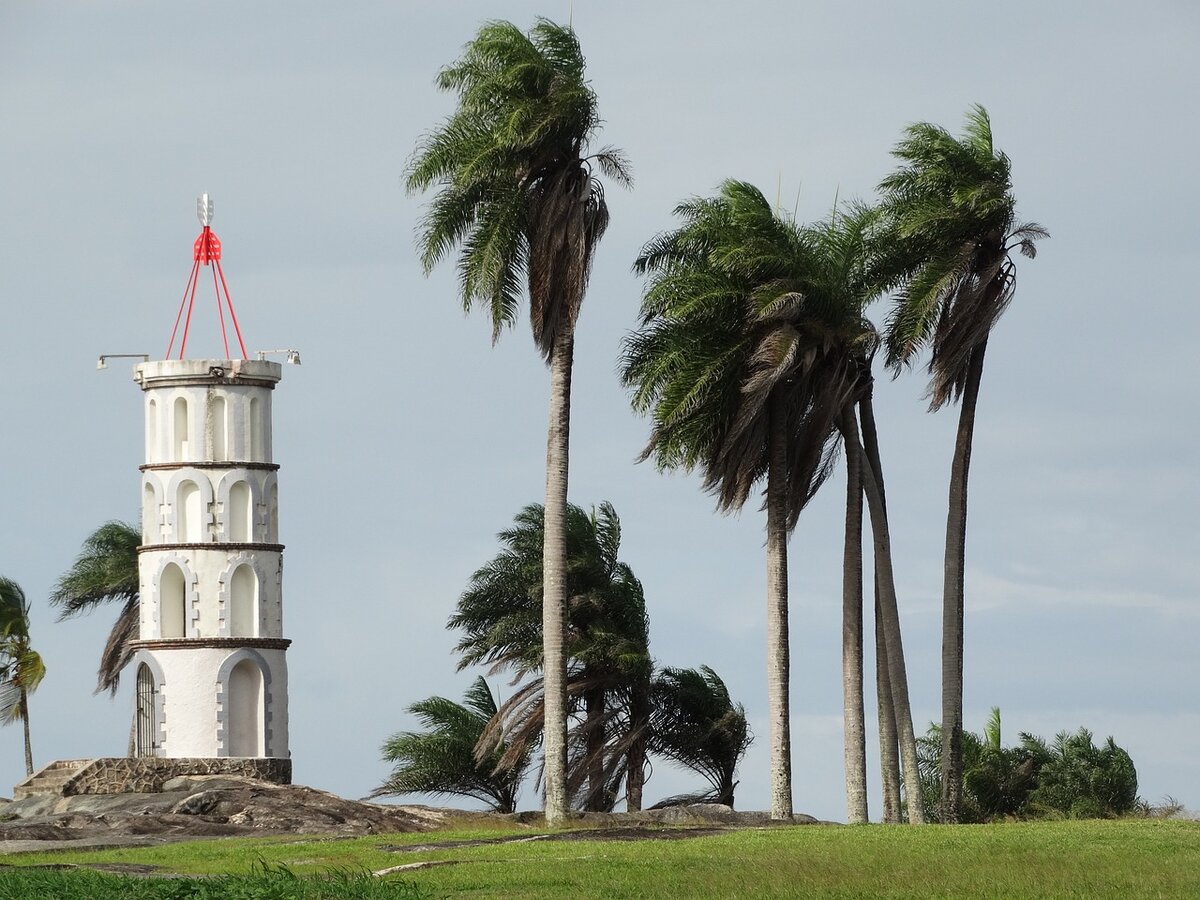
[63,757,292,795]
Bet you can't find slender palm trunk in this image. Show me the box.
[21,689,32,777]
[940,339,987,823]
[875,593,902,823]
[584,686,606,811]
[859,394,902,822]
[839,410,868,824]
[845,413,925,824]
[625,681,649,812]
[766,397,793,821]
[542,330,574,826]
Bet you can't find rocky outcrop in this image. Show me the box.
[0,776,460,849]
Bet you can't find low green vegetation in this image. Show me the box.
[917,709,1142,822]
[3,820,1198,898]
[0,861,428,899]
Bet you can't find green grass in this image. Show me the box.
[1,820,1197,898]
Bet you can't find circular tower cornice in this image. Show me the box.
[135,359,282,390]
[140,462,280,472]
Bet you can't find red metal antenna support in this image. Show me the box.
[165,195,249,360]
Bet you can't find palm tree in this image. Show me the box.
[449,502,652,812]
[371,677,532,813]
[0,577,47,776]
[623,181,869,820]
[407,18,630,825]
[872,105,1047,821]
[797,206,925,824]
[648,666,751,808]
[49,521,140,696]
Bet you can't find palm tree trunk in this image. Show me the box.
[845,412,925,824]
[940,339,987,823]
[584,686,606,811]
[542,329,574,826]
[839,409,868,825]
[859,393,902,823]
[21,688,33,777]
[625,681,649,812]
[875,593,902,823]
[766,396,793,821]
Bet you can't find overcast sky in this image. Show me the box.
[1,1,1196,822]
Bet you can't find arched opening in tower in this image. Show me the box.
[228,659,265,757]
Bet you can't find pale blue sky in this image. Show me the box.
[1,1,1196,820]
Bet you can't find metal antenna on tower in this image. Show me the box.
[166,194,248,360]
[197,193,214,227]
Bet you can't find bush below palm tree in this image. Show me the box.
[916,709,1137,821]
[648,666,751,808]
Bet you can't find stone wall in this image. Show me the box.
[63,757,291,795]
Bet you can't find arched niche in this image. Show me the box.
[228,659,264,757]
[228,481,252,542]
[160,563,186,639]
[142,479,160,543]
[229,564,257,638]
[249,396,264,462]
[173,396,190,461]
[147,398,158,463]
[176,480,203,543]
[209,395,227,462]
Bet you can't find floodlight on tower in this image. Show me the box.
[165,194,249,360]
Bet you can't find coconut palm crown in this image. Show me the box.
[872,104,1047,406]
[406,18,630,351]
[49,521,140,695]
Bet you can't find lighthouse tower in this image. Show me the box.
[126,197,291,780]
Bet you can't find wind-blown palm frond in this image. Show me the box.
[871,103,1048,409]
[371,676,531,813]
[49,521,140,694]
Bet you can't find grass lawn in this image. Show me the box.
[0,819,1196,898]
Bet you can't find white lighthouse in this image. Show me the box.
[124,197,291,780]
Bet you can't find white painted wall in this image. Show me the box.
[134,359,290,760]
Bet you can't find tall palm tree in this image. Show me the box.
[872,105,1046,821]
[622,181,868,820]
[407,18,630,825]
[649,666,751,808]
[371,676,532,813]
[49,521,140,697]
[799,207,925,824]
[0,577,47,777]
[449,502,652,812]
